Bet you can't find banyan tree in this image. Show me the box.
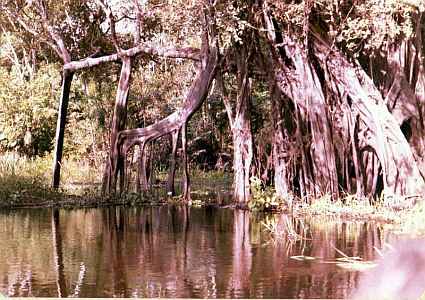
[102,0,425,208]
[3,0,424,207]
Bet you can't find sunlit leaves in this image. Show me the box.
[336,0,418,55]
[215,2,250,47]
[0,64,60,154]
[267,0,421,56]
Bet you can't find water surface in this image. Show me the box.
[0,206,394,298]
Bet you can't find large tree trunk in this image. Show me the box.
[52,69,74,189]
[381,17,425,178]
[313,34,425,203]
[270,83,290,200]
[232,113,253,206]
[102,56,132,194]
[413,65,425,176]
[268,41,339,199]
[221,46,254,206]
[262,8,339,199]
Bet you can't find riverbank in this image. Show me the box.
[1,154,425,236]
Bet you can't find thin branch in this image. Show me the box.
[96,0,122,54]
[35,0,71,63]
[133,0,143,46]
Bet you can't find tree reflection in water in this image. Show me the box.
[51,208,67,297]
[0,207,397,298]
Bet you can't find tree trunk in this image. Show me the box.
[270,83,290,200]
[262,8,339,199]
[137,142,149,192]
[181,122,190,201]
[349,113,365,198]
[221,47,254,206]
[382,31,425,179]
[232,67,253,206]
[52,69,74,189]
[269,41,339,199]
[136,143,145,193]
[167,129,179,196]
[102,56,132,194]
[232,119,253,206]
[313,34,425,202]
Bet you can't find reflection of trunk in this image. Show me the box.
[51,208,67,297]
[313,34,425,201]
[52,70,74,189]
[107,208,128,297]
[230,210,252,295]
[102,56,133,194]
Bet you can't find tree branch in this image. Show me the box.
[64,45,201,71]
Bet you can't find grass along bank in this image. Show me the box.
[247,176,425,237]
[0,153,106,208]
[291,195,425,237]
[0,153,231,209]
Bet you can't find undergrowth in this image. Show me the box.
[248,176,292,212]
[0,153,102,208]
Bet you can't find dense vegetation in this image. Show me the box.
[1,0,425,211]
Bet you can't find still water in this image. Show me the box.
[0,206,395,298]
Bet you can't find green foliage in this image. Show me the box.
[336,0,419,55]
[270,0,422,55]
[215,2,251,47]
[63,77,113,162]
[0,64,60,156]
[248,176,282,212]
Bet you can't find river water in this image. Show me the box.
[0,206,395,298]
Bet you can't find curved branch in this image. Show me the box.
[108,33,218,195]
